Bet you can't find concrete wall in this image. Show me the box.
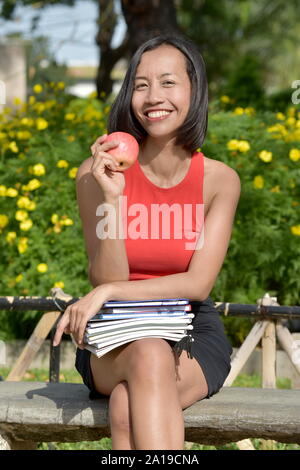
[0,39,27,111]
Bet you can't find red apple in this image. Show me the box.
[105,132,139,171]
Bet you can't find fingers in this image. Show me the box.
[90,136,119,158]
[53,309,70,347]
[53,304,90,347]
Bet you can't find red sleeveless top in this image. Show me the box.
[121,151,205,281]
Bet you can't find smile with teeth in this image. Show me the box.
[146,110,172,119]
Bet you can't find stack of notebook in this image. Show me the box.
[83,298,194,358]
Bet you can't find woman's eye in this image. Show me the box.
[163,81,175,86]
[135,83,147,90]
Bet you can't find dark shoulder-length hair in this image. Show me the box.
[108,34,208,152]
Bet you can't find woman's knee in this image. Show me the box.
[125,338,176,381]
[109,381,132,433]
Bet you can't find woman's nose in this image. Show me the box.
[145,84,164,104]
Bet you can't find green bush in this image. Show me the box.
[0,83,299,345]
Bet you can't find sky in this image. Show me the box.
[0,0,126,66]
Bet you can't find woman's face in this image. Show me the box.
[131,45,191,142]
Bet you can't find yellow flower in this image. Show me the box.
[34,102,46,114]
[32,163,46,176]
[13,97,22,106]
[0,132,6,140]
[270,185,280,193]
[57,159,69,168]
[57,82,65,90]
[16,130,32,140]
[276,112,285,120]
[54,281,65,288]
[28,96,36,106]
[37,263,48,273]
[26,179,41,191]
[68,167,78,179]
[0,214,9,229]
[233,107,244,115]
[36,118,48,130]
[8,141,19,153]
[291,225,300,236]
[21,117,34,127]
[227,139,240,151]
[286,117,296,127]
[258,150,273,162]
[65,113,76,121]
[237,140,250,152]
[17,237,28,254]
[0,185,7,196]
[61,217,73,226]
[17,196,31,209]
[6,231,17,244]
[289,148,300,161]
[15,210,28,221]
[33,84,43,94]
[67,135,75,142]
[51,214,59,224]
[6,187,18,197]
[20,218,33,231]
[53,224,62,233]
[15,274,23,283]
[220,95,230,103]
[253,175,264,189]
[27,201,36,211]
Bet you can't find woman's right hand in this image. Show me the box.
[90,134,125,201]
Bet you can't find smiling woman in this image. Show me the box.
[55,34,240,451]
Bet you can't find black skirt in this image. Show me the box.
[75,296,233,400]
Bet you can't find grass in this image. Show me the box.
[0,367,299,451]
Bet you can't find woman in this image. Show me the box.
[53,34,241,450]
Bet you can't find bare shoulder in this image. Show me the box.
[204,156,241,195]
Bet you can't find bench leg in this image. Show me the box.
[0,433,37,450]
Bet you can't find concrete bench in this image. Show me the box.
[0,381,300,449]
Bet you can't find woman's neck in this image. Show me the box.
[138,138,191,182]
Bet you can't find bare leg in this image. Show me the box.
[125,339,184,449]
[90,339,209,450]
[109,381,135,450]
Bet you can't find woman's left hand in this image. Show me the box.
[53,283,114,349]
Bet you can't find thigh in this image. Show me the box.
[90,343,131,396]
[90,337,175,396]
[174,350,209,409]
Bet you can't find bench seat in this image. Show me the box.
[0,381,300,449]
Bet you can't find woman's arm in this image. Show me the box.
[76,157,130,287]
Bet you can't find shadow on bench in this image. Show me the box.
[0,381,300,449]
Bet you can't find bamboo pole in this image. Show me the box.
[6,311,61,381]
[223,320,269,387]
[276,321,300,376]
[260,294,279,450]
